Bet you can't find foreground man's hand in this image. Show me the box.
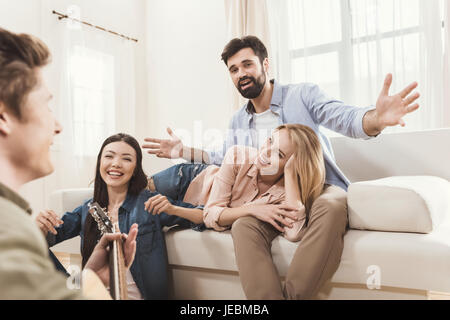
[84,223,138,287]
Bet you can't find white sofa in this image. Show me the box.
[50,129,450,300]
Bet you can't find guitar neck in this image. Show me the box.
[87,202,129,300]
[109,238,128,300]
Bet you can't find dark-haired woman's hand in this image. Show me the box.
[144,194,175,215]
[35,209,64,236]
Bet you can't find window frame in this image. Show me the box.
[288,0,443,101]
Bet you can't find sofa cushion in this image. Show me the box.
[347,176,450,233]
[49,188,94,215]
[165,228,450,293]
[333,229,450,293]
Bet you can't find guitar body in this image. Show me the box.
[81,269,112,300]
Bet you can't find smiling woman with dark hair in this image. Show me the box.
[81,133,148,269]
[35,133,201,300]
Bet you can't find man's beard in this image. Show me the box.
[237,73,266,99]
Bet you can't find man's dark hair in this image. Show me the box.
[221,35,268,66]
[0,28,51,119]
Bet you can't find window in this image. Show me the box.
[288,0,445,99]
[69,46,115,157]
[287,0,343,99]
[283,0,446,135]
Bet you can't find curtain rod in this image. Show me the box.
[52,10,138,43]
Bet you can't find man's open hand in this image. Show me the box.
[374,73,420,130]
[142,127,183,159]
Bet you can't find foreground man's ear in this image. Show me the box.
[0,103,14,136]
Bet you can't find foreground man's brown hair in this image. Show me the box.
[0,28,51,119]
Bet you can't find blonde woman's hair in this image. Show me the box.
[276,124,326,215]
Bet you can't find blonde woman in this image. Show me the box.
[145,124,335,301]
[200,124,325,242]
[146,124,326,243]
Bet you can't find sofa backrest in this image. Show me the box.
[330,129,450,183]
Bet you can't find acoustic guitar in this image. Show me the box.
[81,269,112,300]
[87,202,128,300]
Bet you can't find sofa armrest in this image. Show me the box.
[48,188,94,217]
[47,188,93,254]
[348,176,450,233]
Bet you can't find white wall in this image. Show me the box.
[0,0,42,33]
[143,0,233,176]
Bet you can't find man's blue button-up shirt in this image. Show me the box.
[207,79,375,191]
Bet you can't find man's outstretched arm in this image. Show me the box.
[142,127,210,163]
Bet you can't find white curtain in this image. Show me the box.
[224,0,273,110]
[39,3,138,207]
[267,0,447,134]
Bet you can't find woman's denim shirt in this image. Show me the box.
[47,189,198,300]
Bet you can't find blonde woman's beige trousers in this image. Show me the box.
[231,185,348,300]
